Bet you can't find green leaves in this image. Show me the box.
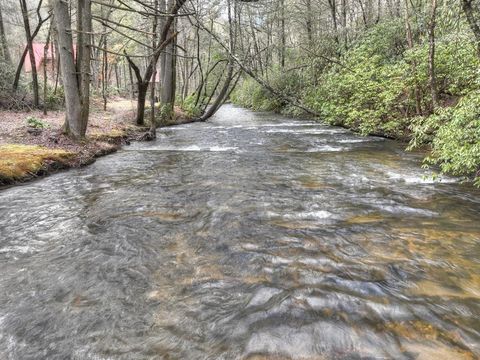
[26,116,49,129]
[425,91,480,179]
[232,17,480,186]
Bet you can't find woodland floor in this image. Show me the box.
[0,97,187,187]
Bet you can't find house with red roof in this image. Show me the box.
[23,43,56,73]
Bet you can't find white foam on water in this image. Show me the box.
[208,146,238,152]
[144,145,238,152]
[163,126,188,130]
[266,210,334,220]
[207,123,320,130]
[286,210,334,219]
[336,138,373,143]
[258,123,319,127]
[277,145,347,153]
[387,171,459,184]
[306,145,346,153]
[373,204,438,217]
[263,128,346,134]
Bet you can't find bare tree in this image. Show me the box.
[13,0,50,92]
[51,0,92,138]
[125,0,187,127]
[19,0,40,106]
[0,5,11,64]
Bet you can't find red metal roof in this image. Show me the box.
[24,43,55,72]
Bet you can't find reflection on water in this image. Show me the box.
[0,105,479,359]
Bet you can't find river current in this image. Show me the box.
[0,105,479,359]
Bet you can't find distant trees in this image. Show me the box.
[0,6,11,64]
[2,0,480,154]
[2,0,249,132]
[0,0,479,184]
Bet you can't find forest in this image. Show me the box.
[1,0,480,359]
[0,0,479,185]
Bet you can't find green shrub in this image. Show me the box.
[231,19,480,185]
[410,91,480,184]
[0,59,15,94]
[180,94,202,118]
[26,116,49,129]
[45,86,65,110]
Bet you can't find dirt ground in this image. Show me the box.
[0,97,141,144]
[0,97,175,186]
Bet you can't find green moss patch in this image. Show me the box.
[0,144,74,184]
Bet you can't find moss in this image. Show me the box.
[89,129,127,144]
[0,144,74,184]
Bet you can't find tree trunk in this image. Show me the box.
[52,0,82,137]
[13,5,50,91]
[0,6,11,64]
[137,82,148,125]
[125,0,186,126]
[150,0,159,134]
[115,63,120,89]
[196,0,236,121]
[462,0,480,58]
[328,0,340,45]
[428,0,438,111]
[43,21,52,115]
[280,0,286,68]
[341,0,348,48]
[404,0,422,115]
[129,64,134,99]
[77,0,92,135]
[306,0,313,47]
[20,0,39,107]
[160,0,176,120]
[197,62,234,121]
[102,23,108,110]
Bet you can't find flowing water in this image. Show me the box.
[0,105,479,360]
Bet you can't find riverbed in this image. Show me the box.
[0,105,479,359]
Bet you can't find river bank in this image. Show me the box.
[0,98,190,188]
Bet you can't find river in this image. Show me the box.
[0,105,479,359]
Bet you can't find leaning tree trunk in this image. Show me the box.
[197,61,234,121]
[196,0,236,122]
